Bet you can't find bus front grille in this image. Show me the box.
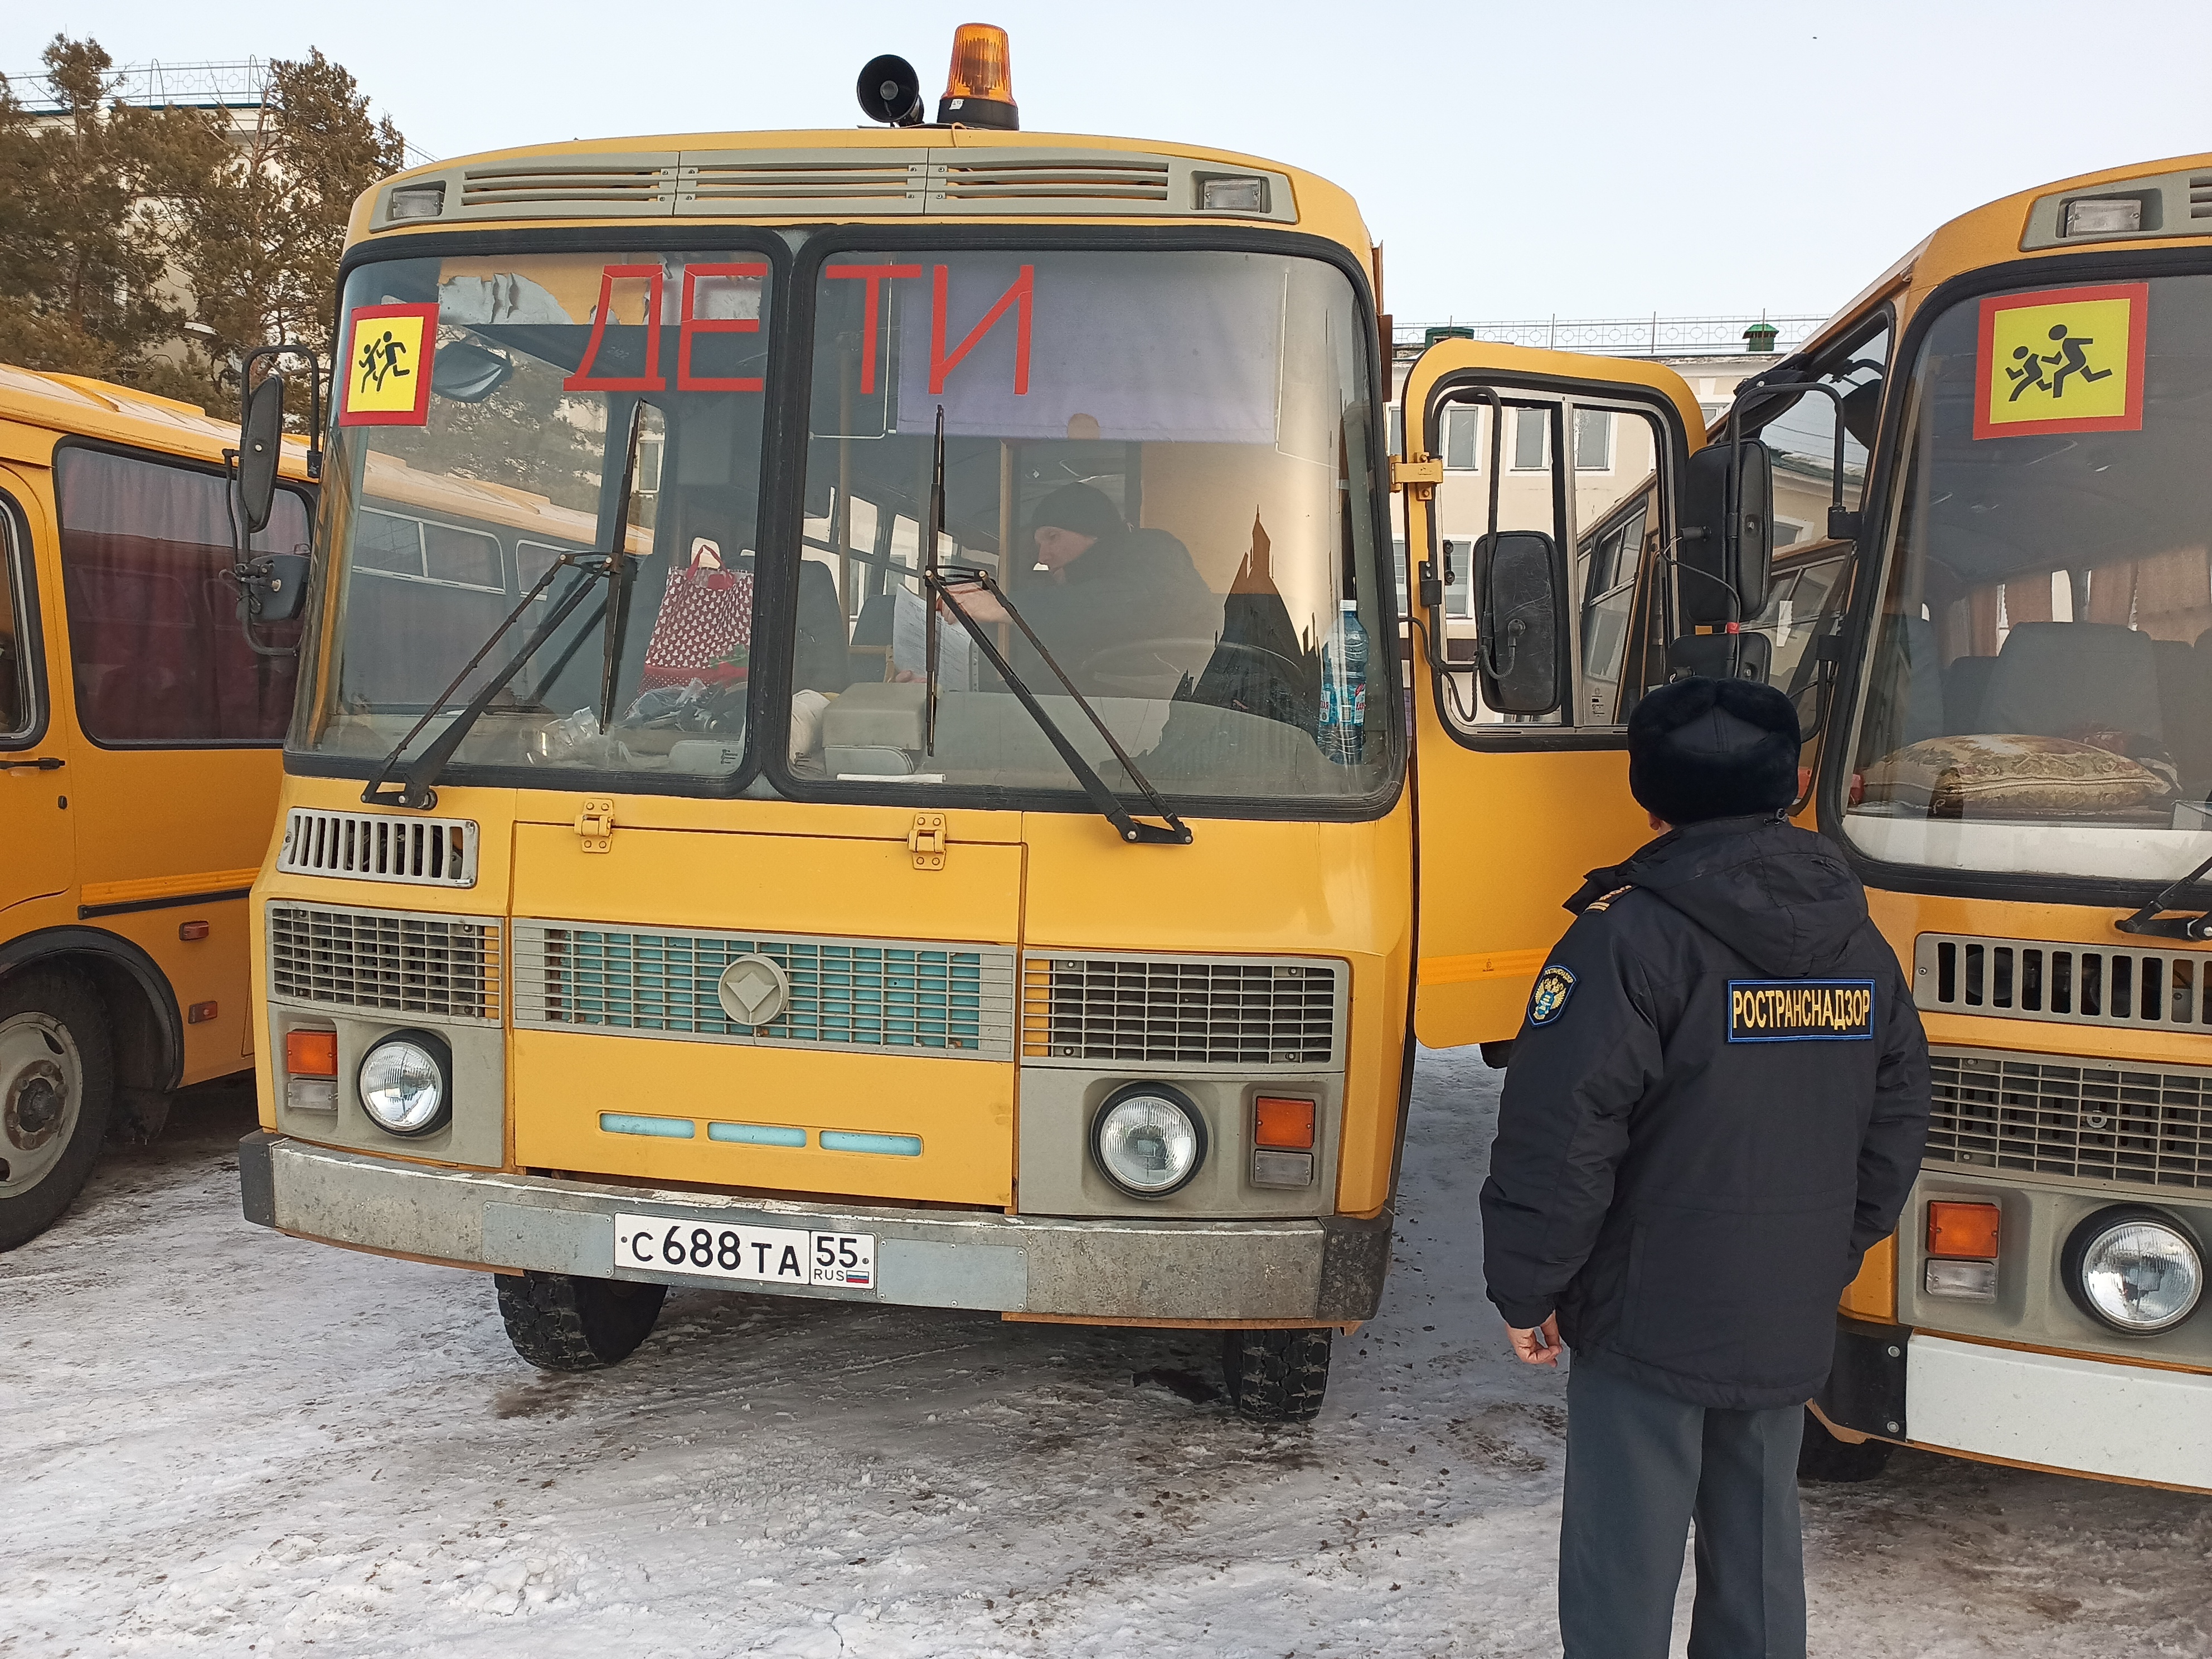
[1914,932,2212,1031]
[1926,1045,2212,1191]
[266,904,501,1023]
[276,808,478,888]
[1020,953,1345,1069]
[511,922,1016,1061]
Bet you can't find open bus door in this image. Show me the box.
[1397,341,1720,1050]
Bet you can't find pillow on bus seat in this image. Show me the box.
[1980,622,2164,750]
[1860,733,2172,817]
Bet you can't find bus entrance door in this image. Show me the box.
[0,464,70,914]
[1396,341,1708,1049]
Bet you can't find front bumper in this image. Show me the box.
[240,1133,1390,1323]
[1820,1316,2212,1491]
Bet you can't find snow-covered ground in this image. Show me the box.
[6,1048,2209,1658]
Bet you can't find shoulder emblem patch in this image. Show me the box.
[1584,885,1633,914]
[1527,964,1577,1027]
[1728,979,1876,1043]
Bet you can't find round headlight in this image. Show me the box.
[358,1030,452,1137]
[2062,1206,2203,1335]
[1091,1083,1206,1199]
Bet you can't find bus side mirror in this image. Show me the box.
[1473,528,1567,715]
[237,373,287,536]
[1680,441,1774,624]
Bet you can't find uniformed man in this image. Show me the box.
[1480,676,1930,1659]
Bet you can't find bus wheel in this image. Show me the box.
[0,969,117,1251]
[496,1270,667,1371]
[1223,1327,1332,1423]
[1796,1408,1894,1482]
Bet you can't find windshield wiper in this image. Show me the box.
[2115,844,2212,940]
[913,404,1186,846]
[361,406,647,810]
[928,565,1191,846]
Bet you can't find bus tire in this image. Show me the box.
[496,1270,666,1371]
[0,968,117,1251]
[1223,1327,1332,1423]
[1796,1408,1894,1482]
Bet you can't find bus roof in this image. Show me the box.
[1794,149,2212,360]
[0,361,313,478]
[344,126,1373,264]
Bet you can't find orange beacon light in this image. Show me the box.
[939,23,1018,129]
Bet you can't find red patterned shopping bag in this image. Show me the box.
[639,540,753,690]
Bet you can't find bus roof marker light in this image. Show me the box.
[385,183,445,223]
[2063,197,2143,237]
[938,23,1018,129]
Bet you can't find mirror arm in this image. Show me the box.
[1728,378,1859,544]
[1418,384,1507,679]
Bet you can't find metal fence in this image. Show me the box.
[4,57,437,166]
[1394,314,1827,358]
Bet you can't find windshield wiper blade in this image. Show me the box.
[361,554,609,809]
[926,565,1191,847]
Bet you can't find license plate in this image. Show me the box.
[613,1212,875,1290]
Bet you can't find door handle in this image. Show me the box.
[2,756,64,770]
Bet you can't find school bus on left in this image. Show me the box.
[0,364,314,1248]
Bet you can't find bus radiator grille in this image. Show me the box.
[510,921,1016,1061]
[1020,953,1346,1070]
[266,903,501,1023]
[1925,1044,2212,1192]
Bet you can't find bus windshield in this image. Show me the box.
[299,248,773,780]
[790,246,1390,804]
[1845,271,2212,885]
[299,242,1391,808]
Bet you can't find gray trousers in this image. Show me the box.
[1559,1356,1806,1659]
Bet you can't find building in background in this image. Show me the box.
[1383,314,1844,615]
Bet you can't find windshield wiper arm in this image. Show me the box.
[2115,845,2212,939]
[926,565,1191,846]
[362,407,649,810]
[361,553,612,809]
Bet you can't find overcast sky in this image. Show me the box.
[7,1,2205,327]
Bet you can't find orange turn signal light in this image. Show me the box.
[1255,1096,1316,1151]
[1927,1200,2000,1260]
[285,1029,339,1079]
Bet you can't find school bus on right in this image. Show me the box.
[1750,155,2212,1488]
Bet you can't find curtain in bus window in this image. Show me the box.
[891,255,1282,444]
[55,448,305,743]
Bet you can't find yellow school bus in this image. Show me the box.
[238,27,1749,1417]
[1670,158,2212,1490]
[0,365,314,1247]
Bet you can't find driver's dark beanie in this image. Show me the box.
[1627,676,1801,824]
[1031,482,1124,542]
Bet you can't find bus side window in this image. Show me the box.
[0,501,31,740]
[54,447,308,744]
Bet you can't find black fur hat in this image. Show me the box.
[1628,676,1801,825]
[1030,482,1124,542]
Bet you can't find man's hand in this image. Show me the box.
[1506,1313,1562,1366]
[943,583,1005,624]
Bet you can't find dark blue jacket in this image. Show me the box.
[1479,814,1930,1410]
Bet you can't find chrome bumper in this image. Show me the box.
[239,1133,1390,1323]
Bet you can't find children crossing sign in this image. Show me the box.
[1974,282,2147,439]
[338,302,439,426]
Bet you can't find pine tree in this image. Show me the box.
[0,36,227,384]
[180,48,408,398]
